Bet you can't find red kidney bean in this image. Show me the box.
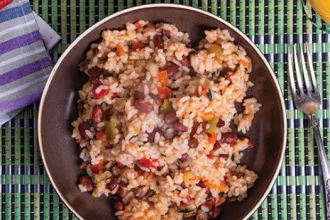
[173,122,187,132]
[142,189,154,199]
[180,153,189,162]
[149,93,162,106]
[93,47,99,54]
[164,63,179,78]
[99,53,108,62]
[133,99,154,113]
[78,101,85,115]
[107,178,118,191]
[154,34,164,49]
[196,180,206,188]
[180,56,190,66]
[213,141,221,150]
[91,78,101,87]
[225,71,234,82]
[80,161,88,169]
[119,181,128,188]
[134,90,145,99]
[92,105,103,124]
[147,128,163,142]
[188,137,199,148]
[247,138,254,149]
[190,122,200,137]
[219,154,229,160]
[103,108,114,121]
[217,119,225,128]
[79,176,94,192]
[162,29,171,37]
[204,196,216,209]
[114,201,124,211]
[164,111,178,124]
[117,187,127,198]
[79,122,91,140]
[88,66,102,78]
[220,132,238,144]
[208,207,221,219]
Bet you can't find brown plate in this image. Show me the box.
[38,4,287,220]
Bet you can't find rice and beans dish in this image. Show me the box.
[72,20,262,219]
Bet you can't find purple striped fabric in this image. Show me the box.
[0,88,43,112]
[0,0,55,125]
[0,57,51,86]
[0,30,41,56]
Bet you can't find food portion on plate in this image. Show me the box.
[72,20,261,220]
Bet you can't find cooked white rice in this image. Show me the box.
[72,20,261,220]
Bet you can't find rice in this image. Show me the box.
[72,20,261,219]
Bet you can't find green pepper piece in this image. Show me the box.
[209,44,224,64]
[160,99,173,114]
[105,121,116,142]
[206,116,219,134]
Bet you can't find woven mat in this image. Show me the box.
[1,0,329,219]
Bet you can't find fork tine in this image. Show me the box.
[298,43,312,93]
[287,46,297,95]
[305,43,319,93]
[293,45,304,93]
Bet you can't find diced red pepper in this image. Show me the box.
[157,86,172,100]
[117,161,125,169]
[140,157,160,168]
[92,86,109,98]
[96,132,107,141]
[132,41,146,51]
[207,152,214,159]
[0,0,13,10]
[90,163,104,173]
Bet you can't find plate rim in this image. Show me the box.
[38,4,287,220]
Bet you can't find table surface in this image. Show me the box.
[1,0,330,219]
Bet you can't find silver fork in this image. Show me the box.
[288,43,330,218]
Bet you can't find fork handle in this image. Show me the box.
[309,114,330,218]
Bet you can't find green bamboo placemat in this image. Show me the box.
[1,0,329,219]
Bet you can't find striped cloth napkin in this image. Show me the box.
[0,0,53,125]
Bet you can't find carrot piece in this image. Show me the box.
[215,197,226,207]
[157,86,172,100]
[202,112,214,121]
[202,86,209,96]
[239,57,252,68]
[208,133,217,144]
[146,22,154,28]
[132,41,146,51]
[116,45,126,56]
[96,132,107,141]
[205,180,228,192]
[157,70,169,85]
[134,21,143,29]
